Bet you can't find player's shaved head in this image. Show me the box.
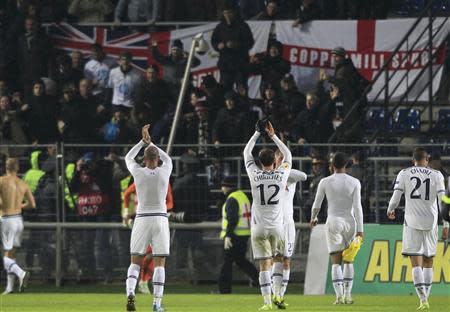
[144,146,159,161]
[332,152,348,169]
[413,147,428,162]
[5,158,19,172]
[259,148,275,167]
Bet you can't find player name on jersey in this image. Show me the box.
[253,171,284,183]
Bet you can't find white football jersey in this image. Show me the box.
[312,173,364,232]
[283,169,307,224]
[244,132,292,228]
[84,58,116,95]
[393,166,445,230]
[125,141,173,215]
[108,67,141,108]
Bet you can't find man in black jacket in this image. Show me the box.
[211,3,254,92]
[212,91,245,145]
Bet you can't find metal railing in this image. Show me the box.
[328,0,450,143]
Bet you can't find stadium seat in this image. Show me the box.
[391,109,421,134]
[366,108,388,134]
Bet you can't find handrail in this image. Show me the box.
[327,0,442,143]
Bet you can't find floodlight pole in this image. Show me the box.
[166,33,204,155]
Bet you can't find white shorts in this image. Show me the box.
[251,225,284,260]
[1,215,24,251]
[325,217,356,254]
[130,215,170,257]
[283,222,296,258]
[402,224,438,258]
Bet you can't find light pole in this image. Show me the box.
[166,33,209,155]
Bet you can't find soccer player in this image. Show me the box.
[0,158,36,294]
[124,125,173,312]
[271,150,307,308]
[387,147,445,311]
[244,120,292,311]
[310,152,364,305]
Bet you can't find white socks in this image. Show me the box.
[259,271,272,305]
[271,262,283,297]
[280,269,290,298]
[331,264,344,299]
[343,263,354,299]
[412,266,427,303]
[126,264,140,297]
[153,266,165,308]
[3,257,24,279]
[423,268,433,299]
[6,274,16,292]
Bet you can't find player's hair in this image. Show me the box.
[5,158,19,172]
[413,147,428,162]
[259,148,275,167]
[144,146,159,161]
[331,152,348,169]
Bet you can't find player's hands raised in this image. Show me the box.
[387,210,396,220]
[142,124,151,144]
[266,121,275,138]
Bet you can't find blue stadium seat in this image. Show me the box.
[434,108,450,133]
[366,108,387,134]
[391,109,421,134]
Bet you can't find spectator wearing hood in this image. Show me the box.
[212,91,246,144]
[280,73,306,118]
[211,2,254,92]
[249,39,291,94]
[151,39,201,88]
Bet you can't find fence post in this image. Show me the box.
[55,224,62,287]
[374,159,380,223]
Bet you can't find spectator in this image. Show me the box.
[137,64,172,140]
[71,50,85,78]
[101,110,132,143]
[70,153,116,283]
[58,84,94,143]
[106,51,142,114]
[211,2,254,92]
[151,39,200,92]
[0,95,27,145]
[293,0,321,28]
[84,43,116,102]
[249,39,291,93]
[280,73,306,118]
[22,80,57,143]
[201,75,225,124]
[18,16,53,94]
[76,78,108,137]
[257,83,290,138]
[291,92,334,144]
[52,53,84,96]
[212,91,246,144]
[115,0,160,24]
[251,0,279,20]
[68,0,114,23]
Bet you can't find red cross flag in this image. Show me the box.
[276,19,450,101]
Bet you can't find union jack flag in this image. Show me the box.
[48,23,153,71]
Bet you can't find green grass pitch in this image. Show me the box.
[0,285,449,312]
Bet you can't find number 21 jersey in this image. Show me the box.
[394,166,445,230]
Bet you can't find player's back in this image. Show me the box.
[0,175,28,216]
[396,166,445,230]
[249,168,288,227]
[321,173,359,219]
[133,167,170,215]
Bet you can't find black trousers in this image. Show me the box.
[218,236,258,293]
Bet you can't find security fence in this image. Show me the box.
[0,143,448,287]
